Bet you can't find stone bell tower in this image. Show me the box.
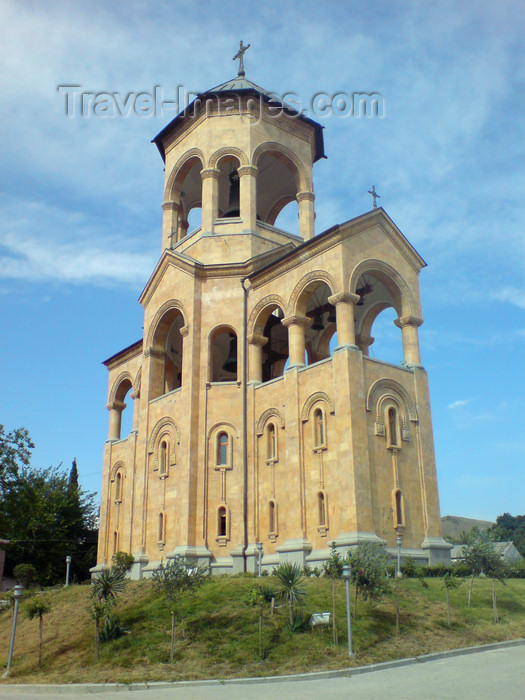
[94,48,450,579]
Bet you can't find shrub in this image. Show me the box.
[14,563,37,588]
[111,551,135,576]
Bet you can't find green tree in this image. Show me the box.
[463,530,503,610]
[0,461,98,585]
[68,458,79,489]
[25,596,52,667]
[13,563,37,588]
[443,572,462,627]
[323,542,343,644]
[0,425,34,493]
[152,557,208,662]
[274,562,306,626]
[244,584,265,659]
[348,542,390,615]
[111,551,135,576]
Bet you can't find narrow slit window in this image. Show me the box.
[395,490,403,526]
[269,501,276,533]
[115,472,122,502]
[318,491,326,526]
[217,432,228,466]
[158,512,164,542]
[267,423,276,461]
[218,506,227,537]
[314,408,325,448]
[113,531,119,555]
[159,440,168,475]
[388,407,398,447]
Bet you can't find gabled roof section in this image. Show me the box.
[152,75,325,163]
[103,339,143,368]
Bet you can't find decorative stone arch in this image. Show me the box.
[110,460,126,482]
[256,407,285,436]
[288,270,338,316]
[349,259,417,317]
[132,366,142,398]
[208,146,248,169]
[252,141,311,191]
[148,417,181,455]
[109,371,133,404]
[247,294,287,337]
[207,420,239,441]
[146,299,188,350]
[164,147,205,201]
[366,378,418,442]
[301,391,335,422]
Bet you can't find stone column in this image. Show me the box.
[179,219,189,238]
[161,200,180,250]
[238,165,258,230]
[247,332,267,383]
[328,292,360,349]
[200,168,220,233]
[130,391,140,431]
[106,400,125,441]
[297,191,315,240]
[394,315,424,367]
[282,315,309,368]
[355,334,375,356]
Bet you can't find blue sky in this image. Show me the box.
[1,0,523,522]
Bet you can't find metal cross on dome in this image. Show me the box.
[368,185,381,209]
[233,40,250,77]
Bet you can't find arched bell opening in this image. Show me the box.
[258,304,288,382]
[255,151,300,231]
[168,155,203,241]
[272,199,299,236]
[109,377,133,440]
[297,281,336,366]
[353,271,405,364]
[210,326,238,382]
[217,155,242,218]
[149,308,186,399]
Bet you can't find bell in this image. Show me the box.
[312,312,325,331]
[327,305,336,323]
[222,169,240,217]
[222,334,238,373]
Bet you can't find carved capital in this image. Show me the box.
[237,165,258,178]
[162,200,180,212]
[200,167,220,181]
[281,314,310,329]
[296,190,315,203]
[247,332,268,347]
[356,334,375,349]
[144,345,165,359]
[106,400,125,412]
[179,325,190,338]
[328,292,360,306]
[394,315,423,329]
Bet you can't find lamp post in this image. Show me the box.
[65,555,72,586]
[396,534,402,578]
[256,542,263,576]
[3,585,23,678]
[342,564,353,657]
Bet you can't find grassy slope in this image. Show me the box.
[0,576,524,685]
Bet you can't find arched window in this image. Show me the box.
[114,472,123,503]
[159,440,168,476]
[394,490,404,527]
[158,512,165,543]
[313,408,325,449]
[269,500,277,534]
[267,423,277,461]
[210,328,238,382]
[318,492,326,527]
[218,506,227,538]
[217,432,229,466]
[387,407,399,448]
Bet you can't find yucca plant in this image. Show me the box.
[274,562,306,626]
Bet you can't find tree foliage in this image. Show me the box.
[489,513,525,557]
[152,556,208,661]
[25,596,52,667]
[0,431,98,585]
[348,542,390,611]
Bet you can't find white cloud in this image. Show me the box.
[447,399,472,410]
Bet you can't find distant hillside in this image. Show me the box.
[442,515,494,541]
